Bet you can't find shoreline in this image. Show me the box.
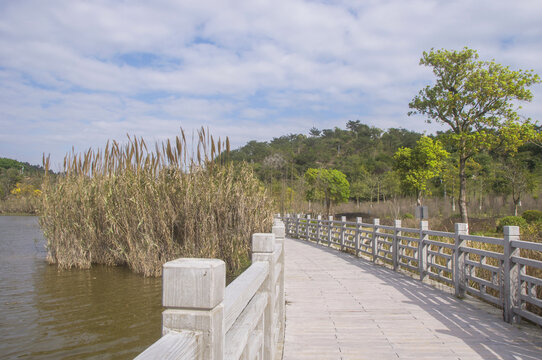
[0,212,37,216]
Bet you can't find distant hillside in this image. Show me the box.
[0,157,45,201]
[229,120,422,183]
[228,120,542,209]
[0,157,44,174]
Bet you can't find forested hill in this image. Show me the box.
[0,157,44,174]
[229,120,542,204]
[230,120,421,182]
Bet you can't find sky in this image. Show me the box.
[1,0,542,168]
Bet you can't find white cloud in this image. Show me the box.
[1,0,542,165]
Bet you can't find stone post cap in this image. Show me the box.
[272,225,286,239]
[252,233,275,253]
[418,220,429,230]
[162,258,225,309]
[504,226,520,236]
[455,222,468,234]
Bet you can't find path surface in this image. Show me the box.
[282,237,542,360]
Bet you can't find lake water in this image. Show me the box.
[0,216,162,359]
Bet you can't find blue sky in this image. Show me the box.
[1,0,542,168]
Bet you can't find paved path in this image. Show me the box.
[282,237,542,360]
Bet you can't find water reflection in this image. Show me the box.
[0,216,162,359]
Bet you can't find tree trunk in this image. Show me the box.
[479,179,483,212]
[513,191,520,216]
[417,189,422,206]
[451,181,455,212]
[459,155,469,224]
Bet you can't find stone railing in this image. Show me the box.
[282,214,542,327]
[135,219,286,360]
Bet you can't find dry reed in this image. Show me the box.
[0,196,39,214]
[39,129,273,276]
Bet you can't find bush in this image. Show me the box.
[521,210,542,223]
[523,220,542,242]
[403,213,414,219]
[496,216,528,233]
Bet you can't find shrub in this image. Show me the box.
[403,213,414,220]
[39,130,273,277]
[496,216,528,233]
[521,210,542,223]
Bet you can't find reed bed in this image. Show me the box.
[39,129,273,276]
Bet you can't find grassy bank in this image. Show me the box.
[0,196,40,215]
[40,130,273,277]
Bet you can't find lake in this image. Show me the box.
[0,216,162,359]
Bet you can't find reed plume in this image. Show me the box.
[40,128,272,276]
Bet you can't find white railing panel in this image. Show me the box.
[224,292,267,360]
[224,261,269,332]
[134,331,200,360]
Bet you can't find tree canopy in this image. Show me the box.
[409,47,541,223]
[304,168,350,215]
[394,136,448,206]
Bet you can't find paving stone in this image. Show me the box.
[283,237,542,360]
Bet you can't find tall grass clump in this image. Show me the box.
[39,129,273,276]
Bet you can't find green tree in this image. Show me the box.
[350,179,370,207]
[493,149,539,216]
[304,168,350,215]
[394,136,449,206]
[409,47,540,223]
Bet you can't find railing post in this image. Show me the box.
[418,221,429,282]
[252,233,276,360]
[327,215,333,246]
[340,216,347,251]
[453,223,469,298]
[272,220,286,336]
[372,218,380,263]
[503,226,520,323]
[355,217,362,257]
[317,215,322,245]
[306,214,311,241]
[295,214,300,238]
[393,220,401,271]
[162,258,225,360]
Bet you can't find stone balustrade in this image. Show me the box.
[135,218,286,360]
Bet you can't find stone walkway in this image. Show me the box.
[282,237,542,360]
